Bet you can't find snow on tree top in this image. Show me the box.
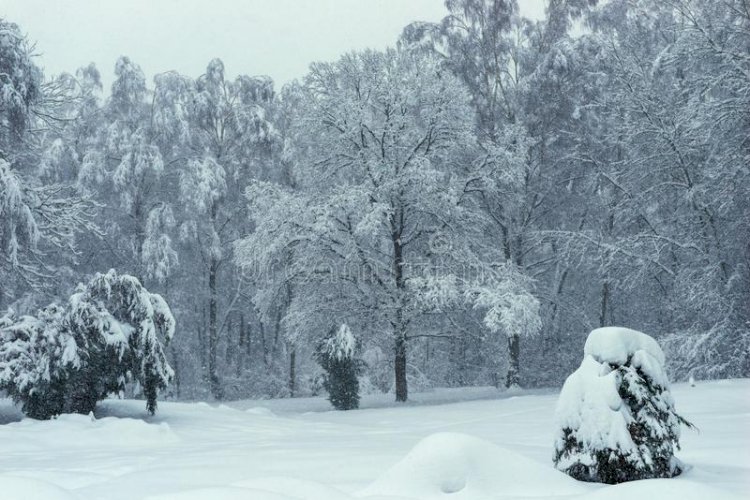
[584,327,666,368]
[324,324,356,361]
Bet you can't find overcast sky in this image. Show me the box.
[1,0,546,90]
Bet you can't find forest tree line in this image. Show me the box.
[0,0,748,402]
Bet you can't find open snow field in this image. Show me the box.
[0,380,747,500]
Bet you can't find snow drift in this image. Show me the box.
[362,432,587,499]
[0,379,747,500]
[0,413,178,454]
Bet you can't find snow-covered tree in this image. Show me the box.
[553,327,693,484]
[238,48,479,402]
[178,58,276,399]
[2,0,746,399]
[543,0,750,380]
[401,1,589,387]
[0,19,42,150]
[314,323,363,410]
[67,269,176,414]
[0,270,175,418]
[466,265,541,387]
[78,56,178,284]
[0,19,97,299]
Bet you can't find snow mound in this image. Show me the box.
[580,479,744,500]
[361,432,586,499]
[245,407,275,417]
[0,414,178,453]
[0,475,80,500]
[52,414,178,447]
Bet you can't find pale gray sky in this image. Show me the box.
[1,0,546,89]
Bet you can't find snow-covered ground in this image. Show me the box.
[0,379,747,500]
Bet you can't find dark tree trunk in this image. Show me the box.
[198,304,207,373]
[392,214,408,402]
[599,280,610,327]
[171,344,181,398]
[236,313,245,377]
[289,349,296,397]
[207,200,223,400]
[225,315,233,364]
[599,204,615,328]
[395,334,408,402]
[506,335,520,388]
[260,321,269,367]
[133,194,145,282]
[501,224,512,261]
[245,320,252,359]
[208,254,222,399]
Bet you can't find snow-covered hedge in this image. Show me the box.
[0,270,175,419]
[553,327,693,483]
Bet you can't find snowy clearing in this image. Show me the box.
[0,379,748,500]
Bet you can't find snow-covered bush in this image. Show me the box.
[553,327,693,484]
[0,305,74,419]
[314,324,363,410]
[0,270,175,418]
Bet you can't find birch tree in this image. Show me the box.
[179,59,276,398]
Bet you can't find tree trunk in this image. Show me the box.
[506,335,520,388]
[599,200,615,328]
[289,349,296,397]
[207,199,223,400]
[547,267,569,350]
[246,320,252,359]
[171,344,181,398]
[236,313,245,377]
[134,199,146,283]
[198,303,207,375]
[208,255,222,399]
[260,321,268,367]
[501,224,512,261]
[599,280,610,327]
[392,215,408,402]
[225,315,233,365]
[395,334,408,402]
